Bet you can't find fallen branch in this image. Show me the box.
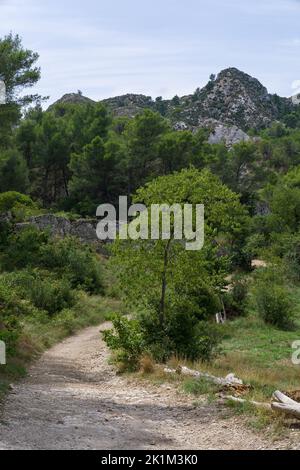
[272,390,297,405]
[271,402,300,420]
[271,390,300,420]
[164,367,300,419]
[221,395,271,410]
[164,365,245,387]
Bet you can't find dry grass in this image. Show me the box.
[139,354,155,374]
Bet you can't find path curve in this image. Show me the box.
[0,323,294,450]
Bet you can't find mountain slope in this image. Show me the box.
[49,68,295,131]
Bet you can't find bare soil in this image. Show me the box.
[0,323,298,450]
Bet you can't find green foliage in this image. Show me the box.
[0,149,29,193]
[0,34,41,147]
[165,314,222,362]
[3,270,75,315]
[0,191,37,221]
[125,109,169,190]
[1,226,48,270]
[102,315,145,371]
[0,191,35,213]
[1,228,103,294]
[223,275,249,318]
[39,237,103,293]
[2,227,41,269]
[69,136,121,214]
[105,168,245,366]
[252,270,295,328]
[0,282,24,355]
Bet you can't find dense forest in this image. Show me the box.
[2,34,300,420]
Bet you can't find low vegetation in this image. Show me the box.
[2,33,300,436]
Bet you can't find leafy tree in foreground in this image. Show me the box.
[105,168,247,364]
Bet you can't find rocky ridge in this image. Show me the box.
[48,68,296,144]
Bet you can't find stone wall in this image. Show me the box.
[15,214,100,244]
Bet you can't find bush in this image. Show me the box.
[51,309,78,334]
[1,231,103,294]
[254,282,295,329]
[102,315,144,371]
[40,237,103,293]
[223,276,248,318]
[1,227,48,270]
[104,307,223,368]
[2,270,75,316]
[27,276,75,315]
[139,354,155,374]
[0,191,37,221]
[165,311,222,362]
[0,283,24,356]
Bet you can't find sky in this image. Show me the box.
[1,0,300,106]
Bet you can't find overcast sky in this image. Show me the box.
[1,0,300,105]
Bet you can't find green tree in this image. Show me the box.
[158,130,194,174]
[111,168,247,327]
[0,149,29,193]
[69,136,119,214]
[125,110,168,193]
[0,34,41,147]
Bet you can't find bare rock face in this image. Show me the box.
[28,214,72,236]
[173,121,189,131]
[292,93,300,105]
[69,219,98,242]
[16,215,99,244]
[208,123,251,147]
[174,68,293,131]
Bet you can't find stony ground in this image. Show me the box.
[0,323,298,450]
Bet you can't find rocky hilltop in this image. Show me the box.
[173,68,292,130]
[48,92,95,110]
[49,68,295,134]
[101,94,154,118]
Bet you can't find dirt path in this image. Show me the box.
[0,323,296,450]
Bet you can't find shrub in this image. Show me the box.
[0,283,23,356]
[281,235,300,282]
[51,309,77,334]
[2,270,75,315]
[0,191,37,221]
[254,282,295,329]
[103,310,222,368]
[102,315,144,371]
[139,281,223,362]
[1,227,48,270]
[39,237,103,293]
[223,276,248,318]
[165,311,222,362]
[27,276,75,315]
[1,232,103,294]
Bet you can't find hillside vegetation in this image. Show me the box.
[2,34,300,428]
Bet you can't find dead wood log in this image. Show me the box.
[222,395,271,410]
[164,365,245,388]
[271,402,300,419]
[272,390,297,405]
[271,390,300,419]
[225,390,300,419]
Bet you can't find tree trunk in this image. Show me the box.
[159,238,172,328]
